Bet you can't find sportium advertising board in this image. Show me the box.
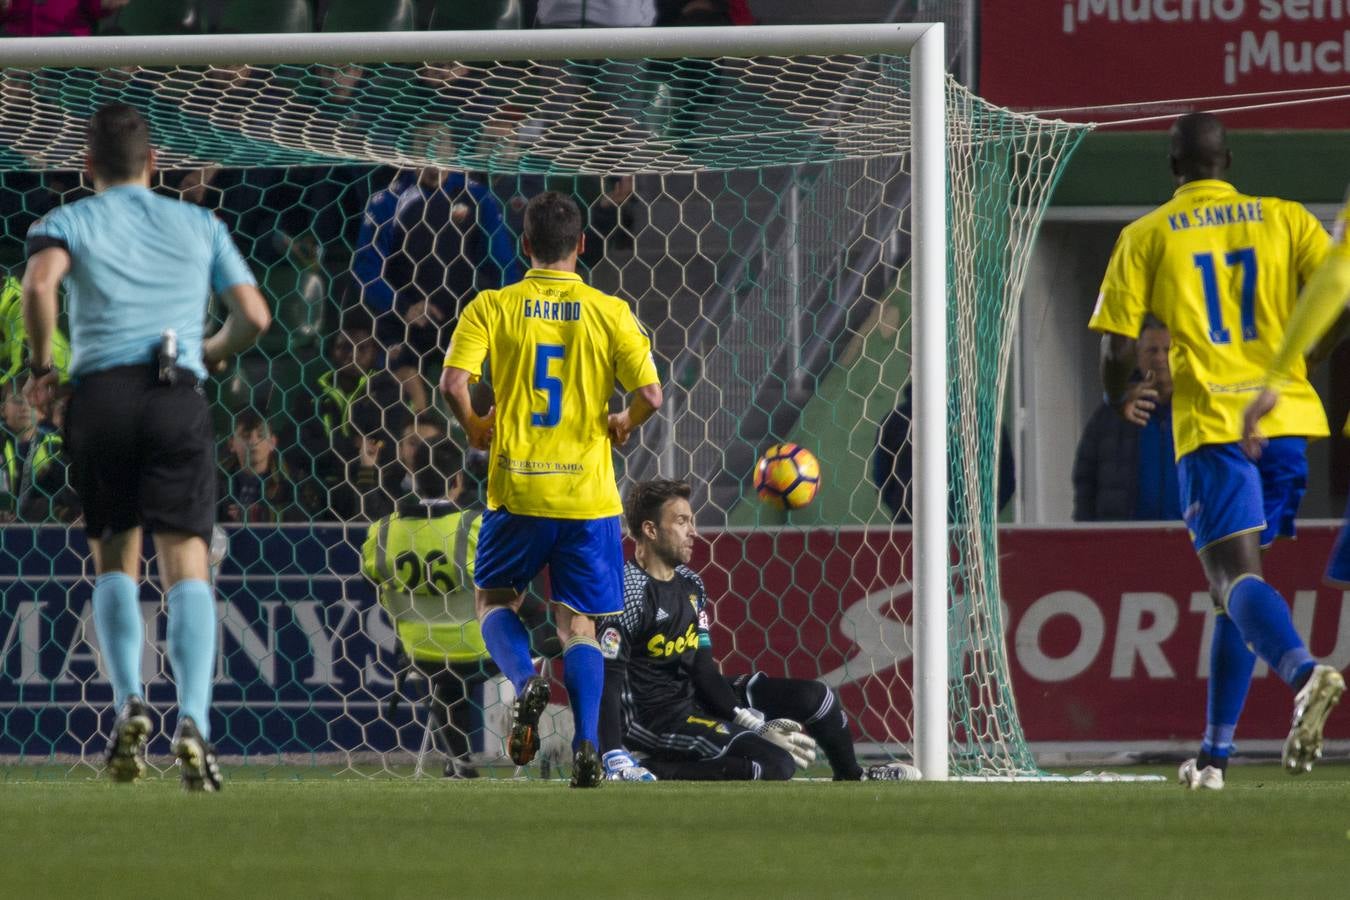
[2,525,1346,755]
[980,2,1350,128]
[694,525,1350,751]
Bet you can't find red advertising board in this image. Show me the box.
[979,3,1350,128]
[692,525,1348,749]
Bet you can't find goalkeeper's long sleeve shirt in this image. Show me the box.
[596,559,733,750]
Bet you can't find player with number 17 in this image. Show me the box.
[1089,112,1343,790]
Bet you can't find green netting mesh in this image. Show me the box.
[0,49,1088,778]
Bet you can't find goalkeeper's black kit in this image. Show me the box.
[598,560,863,781]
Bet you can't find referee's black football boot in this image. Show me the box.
[570,740,603,789]
[173,716,222,793]
[104,697,152,784]
[508,675,551,766]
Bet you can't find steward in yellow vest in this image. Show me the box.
[363,440,490,777]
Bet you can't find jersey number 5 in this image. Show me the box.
[532,343,564,427]
[1193,247,1257,344]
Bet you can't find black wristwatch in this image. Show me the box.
[27,361,54,378]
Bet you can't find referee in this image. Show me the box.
[21,104,270,792]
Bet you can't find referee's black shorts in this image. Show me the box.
[65,364,215,544]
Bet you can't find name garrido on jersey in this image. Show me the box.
[523,298,582,320]
[1167,200,1265,232]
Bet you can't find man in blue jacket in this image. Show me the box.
[1072,316,1180,522]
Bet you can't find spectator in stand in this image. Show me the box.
[386,298,444,412]
[387,131,519,333]
[351,168,417,329]
[380,128,519,410]
[2,376,58,522]
[529,3,645,260]
[873,383,1016,523]
[654,0,758,157]
[395,413,449,497]
[1,377,37,519]
[1072,316,1181,522]
[0,0,128,36]
[328,394,405,521]
[17,383,78,523]
[492,173,635,274]
[1,274,70,392]
[218,409,309,524]
[297,311,405,519]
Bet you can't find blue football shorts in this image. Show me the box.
[1326,495,1350,586]
[1177,437,1307,552]
[473,509,623,616]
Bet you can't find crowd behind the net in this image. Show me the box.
[0,154,643,524]
[0,0,798,525]
[0,3,1031,530]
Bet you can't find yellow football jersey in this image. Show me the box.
[444,268,659,519]
[1265,192,1350,436]
[1090,179,1330,459]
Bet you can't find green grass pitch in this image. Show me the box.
[3,764,1350,898]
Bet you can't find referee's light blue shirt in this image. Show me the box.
[25,184,256,380]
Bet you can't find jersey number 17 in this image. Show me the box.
[1193,247,1257,345]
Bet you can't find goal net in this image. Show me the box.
[0,27,1088,778]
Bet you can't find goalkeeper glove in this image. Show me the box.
[602,749,657,782]
[733,707,818,770]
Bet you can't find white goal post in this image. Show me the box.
[0,23,958,779]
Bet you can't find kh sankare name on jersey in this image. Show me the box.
[1166,199,1264,232]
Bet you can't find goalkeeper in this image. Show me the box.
[599,479,913,782]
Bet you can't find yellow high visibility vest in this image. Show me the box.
[362,502,487,664]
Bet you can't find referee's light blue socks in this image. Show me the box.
[1201,612,1255,764]
[563,636,604,752]
[479,606,536,695]
[1226,575,1315,690]
[166,580,217,741]
[92,573,144,710]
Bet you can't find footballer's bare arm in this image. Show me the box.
[441,366,495,450]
